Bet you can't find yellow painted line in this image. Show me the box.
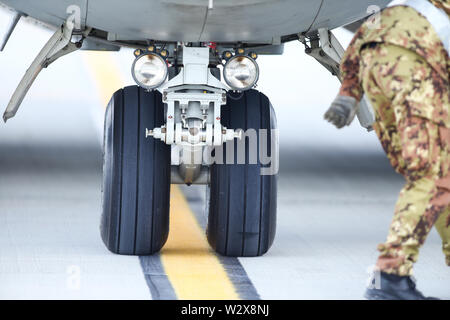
[83,52,239,300]
[82,52,125,107]
[161,186,239,300]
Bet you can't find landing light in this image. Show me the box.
[131,52,168,90]
[223,55,259,91]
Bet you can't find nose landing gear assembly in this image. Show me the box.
[101,44,278,256]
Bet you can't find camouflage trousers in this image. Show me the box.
[360,43,450,276]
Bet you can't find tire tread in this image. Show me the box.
[101,86,170,255]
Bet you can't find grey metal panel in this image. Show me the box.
[1,0,87,28]
[81,38,120,51]
[199,0,321,43]
[311,0,391,31]
[86,0,207,42]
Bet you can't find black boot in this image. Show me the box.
[364,271,439,300]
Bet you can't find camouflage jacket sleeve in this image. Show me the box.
[338,28,366,101]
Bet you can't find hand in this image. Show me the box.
[324,95,358,129]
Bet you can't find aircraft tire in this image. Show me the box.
[101,86,171,255]
[207,90,278,257]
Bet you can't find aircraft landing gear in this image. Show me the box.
[101,44,278,257]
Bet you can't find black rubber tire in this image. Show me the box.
[207,89,278,257]
[101,86,171,255]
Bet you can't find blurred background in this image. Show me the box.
[0,7,448,299]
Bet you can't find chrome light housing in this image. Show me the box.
[131,52,168,90]
[223,55,259,91]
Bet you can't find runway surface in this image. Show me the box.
[0,15,448,299]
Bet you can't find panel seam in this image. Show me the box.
[198,6,210,42]
[304,0,324,34]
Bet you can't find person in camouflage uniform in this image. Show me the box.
[325,0,450,299]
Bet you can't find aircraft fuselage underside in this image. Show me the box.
[1,0,390,44]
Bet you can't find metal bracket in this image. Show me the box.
[304,30,342,78]
[304,28,375,131]
[158,46,228,93]
[2,16,86,122]
[150,46,240,148]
